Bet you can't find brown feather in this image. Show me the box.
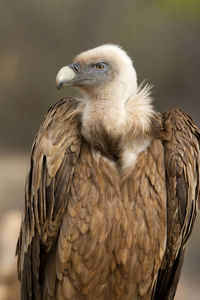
[17,97,200,300]
[153,108,200,300]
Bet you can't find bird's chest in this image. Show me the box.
[56,140,167,299]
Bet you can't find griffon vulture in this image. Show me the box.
[17,44,200,300]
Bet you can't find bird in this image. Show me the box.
[17,44,200,300]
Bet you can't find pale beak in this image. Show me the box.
[56,66,76,89]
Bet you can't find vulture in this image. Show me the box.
[17,44,200,300]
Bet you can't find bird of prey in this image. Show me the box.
[17,44,200,300]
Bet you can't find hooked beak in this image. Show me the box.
[56,62,81,90]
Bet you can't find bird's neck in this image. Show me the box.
[84,97,126,129]
[80,85,155,164]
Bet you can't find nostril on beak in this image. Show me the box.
[70,62,81,74]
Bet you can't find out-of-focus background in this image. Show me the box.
[0,1,200,299]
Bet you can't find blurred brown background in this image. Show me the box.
[0,1,200,299]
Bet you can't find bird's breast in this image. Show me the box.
[54,140,167,299]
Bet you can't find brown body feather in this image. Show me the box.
[17,99,200,300]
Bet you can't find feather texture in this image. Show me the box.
[17,97,200,300]
[153,108,200,300]
[17,92,200,300]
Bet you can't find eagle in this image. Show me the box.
[17,44,200,300]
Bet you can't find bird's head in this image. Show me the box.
[56,44,138,103]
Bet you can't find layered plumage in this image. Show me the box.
[17,44,200,300]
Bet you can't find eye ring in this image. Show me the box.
[95,63,105,71]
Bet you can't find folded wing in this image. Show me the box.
[16,98,81,300]
[153,108,200,299]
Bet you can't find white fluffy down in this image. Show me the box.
[74,44,154,170]
[76,44,138,103]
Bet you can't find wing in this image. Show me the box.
[153,108,200,300]
[16,97,81,300]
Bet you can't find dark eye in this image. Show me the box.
[95,63,106,71]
